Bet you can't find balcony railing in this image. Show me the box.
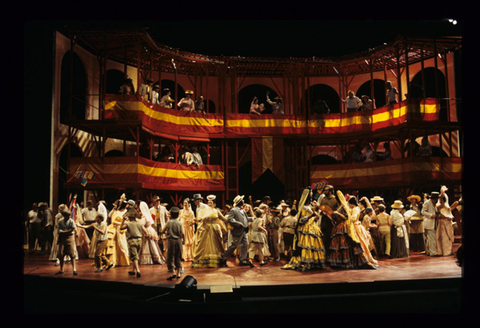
[67,156,225,191]
[103,95,442,139]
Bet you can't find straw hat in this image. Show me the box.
[391,200,404,209]
[371,196,384,202]
[407,195,421,202]
[279,200,289,207]
[233,195,245,207]
[207,195,216,202]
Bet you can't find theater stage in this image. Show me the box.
[23,245,464,314]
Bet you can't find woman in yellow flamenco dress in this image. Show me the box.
[191,195,228,268]
[106,201,130,267]
[282,192,326,271]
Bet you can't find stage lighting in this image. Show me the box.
[175,275,197,291]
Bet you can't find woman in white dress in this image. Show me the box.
[179,198,195,262]
[139,201,166,265]
[436,187,459,256]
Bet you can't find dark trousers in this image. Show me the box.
[267,229,279,259]
[222,233,248,263]
[283,232,295,256]
[28,222,45,251]
[167,238,183,272]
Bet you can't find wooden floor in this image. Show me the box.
[23,244,465,314]
[23,245,461,288]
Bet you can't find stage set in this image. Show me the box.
[23,245,463,313]
[23,22,466,314]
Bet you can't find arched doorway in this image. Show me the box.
[412,67,447,121]
[238,84,279,114]
[105,149,124,157]
[303,84,340,114]
[60,51,87,123]
[251,169,285,204]
[310,154,339,165]
[356,79,386,109]
[159,79,185,105]
[106,69,125,94]
[58,143,83,205]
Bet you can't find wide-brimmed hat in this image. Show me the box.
[233,195,245,207]
[185,90,194,95]
[193,194,203,200]
[391,200,404,209]
[371,196,384,202]
[127,199,136,206]
[407,195,421,202]
[206,194,216,202]
[153,84,160,89]
[153,196,161,202]
[279,200,289,207]
[430,192,440,199]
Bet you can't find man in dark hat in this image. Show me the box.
[120,208,147,277]
[193,193,208,224]
[266,93,284,114]
[421,191,440,256]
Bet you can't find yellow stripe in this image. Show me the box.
[76,162,224,180]
[108,101,224,127]
[227,118,306,128]
[105,100,117,110]
[138,164,224,180]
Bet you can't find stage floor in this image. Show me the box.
[23,244,465,314]
[23,245,462,288]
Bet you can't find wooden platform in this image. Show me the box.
[23,245,464,314]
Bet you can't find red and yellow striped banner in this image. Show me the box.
[308,99,439,134]
[103,96,439,137]
[225,114,306,135]
[104,95,224,137]
[311,157,462,189]
[251,137,284,183]
[67,156,225,191]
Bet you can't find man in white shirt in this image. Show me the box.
[151,196,168,252]
[421,192,439,256]
[193,193,208,223]
[152,84,161,106]
[81,201,97,240]
[343,90,362,112]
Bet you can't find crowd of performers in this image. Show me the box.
[25,184,462,279]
